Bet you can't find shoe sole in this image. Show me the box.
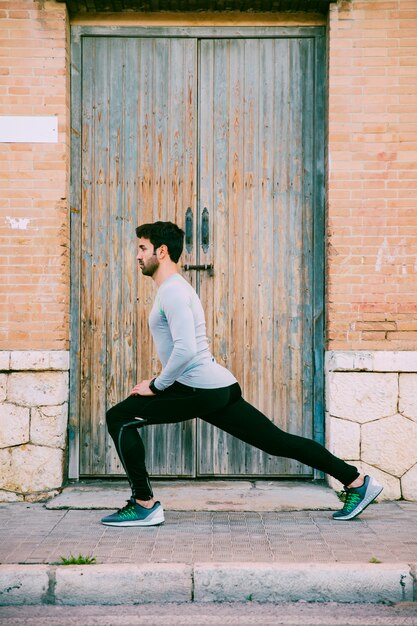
[333,483,383,521]
[101,518,165,527]
[101,510,165,527]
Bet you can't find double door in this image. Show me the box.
[72,29,325,478]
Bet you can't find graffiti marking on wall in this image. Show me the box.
[5,217,31,230]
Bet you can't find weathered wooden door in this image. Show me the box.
[70,29,325,479]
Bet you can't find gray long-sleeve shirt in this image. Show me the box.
[149,273,237,391]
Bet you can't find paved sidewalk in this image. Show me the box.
[1,501,417,565]
[1,487,417,606]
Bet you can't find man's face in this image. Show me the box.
[137,238,159,277]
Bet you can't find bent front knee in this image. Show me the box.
[106,405,118,429]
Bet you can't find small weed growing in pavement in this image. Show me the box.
[60,554,97,565]
[369,556,382,564]
[246,594,253,602]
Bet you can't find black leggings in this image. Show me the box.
[106,382,359,501]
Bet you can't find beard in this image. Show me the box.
[140,256,160,277]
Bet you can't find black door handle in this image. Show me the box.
[201,207,209,253]
[185,207,193,254]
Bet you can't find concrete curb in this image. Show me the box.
[1,563,416,606]
[194,563,416,604]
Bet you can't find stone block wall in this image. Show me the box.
[326,351,417,500]
[0,351,69,502]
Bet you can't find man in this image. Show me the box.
[102,221,382,527]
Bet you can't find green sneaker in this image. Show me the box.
[101,497,165,527]
[333,475,383,521]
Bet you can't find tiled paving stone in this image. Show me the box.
[0,503,416,565]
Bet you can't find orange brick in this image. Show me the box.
[361,331,388,340]
[387,331,417,340]
[396,321,417,330]
[356,321,397,331]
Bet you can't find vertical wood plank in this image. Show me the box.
[246,38,275,474]
[183,38,198,295]
[106,38,141,475]
[300,37,315,447]
[197,39,218,472]
[136,38,158,473]
[273,37,290,460]
[79,36,96,475]
[288,36,303,441]
[258,38,274,426]
[107,37,124,413]
[138,38,197,477]
[312,33,326,470]
[90,37,110,475]
[146,37,170,475]
[122,37,140,404]
[198,38,216,347]
[225,39,247,473]
[242,38,260,473]
[198,39,235,474]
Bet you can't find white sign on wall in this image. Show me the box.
[0,116,58,143]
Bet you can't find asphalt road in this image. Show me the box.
[1,602,417,626]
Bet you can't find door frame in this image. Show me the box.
[69,25,326,479]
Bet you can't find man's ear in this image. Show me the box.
[158,244,169,259]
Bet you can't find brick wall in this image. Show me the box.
[1,2,415,351]
[327,0,417,350]
[4,1,415,353]
[0,0,69,350]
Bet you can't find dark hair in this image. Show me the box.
[135,221,185,263]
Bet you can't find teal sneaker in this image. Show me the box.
[333,475,383,521]
[101,498,165,527]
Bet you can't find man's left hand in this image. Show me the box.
[130,380,155,396]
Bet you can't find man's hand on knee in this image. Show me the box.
[130,380,156,396]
